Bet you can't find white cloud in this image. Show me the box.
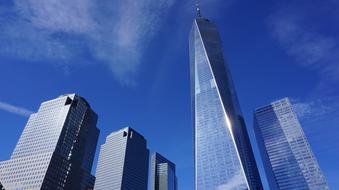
[89,0,174,84]
[0,101,33,117]
[269,2,339,127]
[268,3,339,82]
[292,101,314,119]
[292,97,339,122]
[14,0,95,33]
[0,0,174,84]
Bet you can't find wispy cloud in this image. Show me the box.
[268,1,339,82]
[292,96,339,123]
[291,96,339,156]
[0,101,33,117]
[292,101,313,119]
[268,3,339,161]
[269,1,339,128]
[90,0,174,84]
[0,0,174,84]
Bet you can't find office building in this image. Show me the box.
[254,98,329,190]
[189,6,262,190]
[151,152,177,190]
[94,127,149,190]
[0,94,100,190]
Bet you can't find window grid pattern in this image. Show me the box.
[189,18,262,190]
[254,98,329,190]
[94,127,149,190]
[0,94,99,190]
[151,152,177,190]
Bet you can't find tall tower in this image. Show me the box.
[94,127,149,190]
[0,94,100,190]
[189,6,262,190]
[151,152,177,190]
[254,98,329,190]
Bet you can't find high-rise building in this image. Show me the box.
[254,98,329,190]
[0,94,100,190]
[94,127,149,190]
[189,7,262,190]
[151,152,177,190]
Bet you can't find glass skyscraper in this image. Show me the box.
[189,12,262,190]
[94,127,149,190]
[0,94,100,190]
[254,98,329,190]
[151,152,177,190]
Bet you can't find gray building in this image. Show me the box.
[94,127,149,190]
[254,98,329,190]
[0,94,100,190]
[189,7,262,190]
[151,152,177,190]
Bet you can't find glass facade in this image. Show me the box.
[94,127,149,190]
[254,98,329,190]
[189,17,262,190]
[151,152,177,190]
[0,94,99,190]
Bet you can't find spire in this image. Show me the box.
[196,0,202,17]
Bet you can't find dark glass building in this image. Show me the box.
[254,98,329,190]
[94,127,149,190]
[0,181,4,190]
[0,94,100,190]
[151,152,177,190]
[189,10,262,190]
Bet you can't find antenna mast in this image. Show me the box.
[196,0,202,17]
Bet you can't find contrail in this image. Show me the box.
[0,101,33,117]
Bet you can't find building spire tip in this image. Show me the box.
[196,0,202,17]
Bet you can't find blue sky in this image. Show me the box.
[0,0,338,189]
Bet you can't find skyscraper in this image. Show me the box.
[151,152,177,190]
[189,8,262,190]
[254,98,329,190]
[0,94,100,190]
[94,127,149,190]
